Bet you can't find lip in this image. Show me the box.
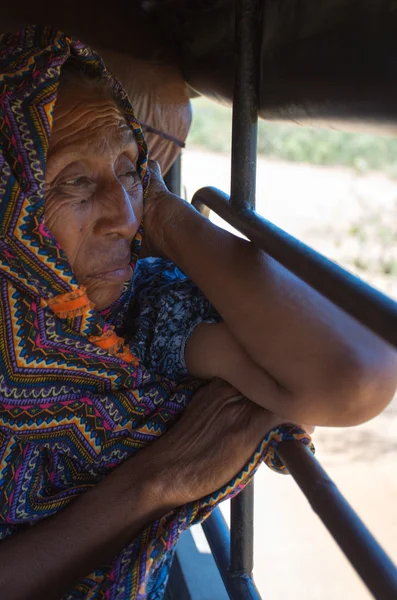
[88,265,132,282]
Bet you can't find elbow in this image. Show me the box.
[347,353,397,426]
[292,344,397,428]
[320,346,397,427]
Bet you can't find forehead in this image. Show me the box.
[49,83,138,159]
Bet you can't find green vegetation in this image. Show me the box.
[347,201,397,277]
[188,98,397,177]
[188,98,397,289]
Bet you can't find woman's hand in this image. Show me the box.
[0,378,304,600]
[142,159,184,258]
[147,379,285,506]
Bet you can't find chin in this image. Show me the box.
[88,285,125,311]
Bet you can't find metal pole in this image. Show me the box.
[230,481,255,577]
[164,154,182,197]
[230,0,262,211]
[202,507,262,600]
[191,186,397,350]
[277,441,397,600]
[229,0,263,583]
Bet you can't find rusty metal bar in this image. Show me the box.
[191,186,397,350]
[277,441,397,599]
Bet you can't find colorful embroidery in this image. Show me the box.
[0,26,313,599]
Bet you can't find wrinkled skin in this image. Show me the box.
[44,83,312,439]
[152,378,282,505]
[0,8,192,177]
[45,82,143,310]
[43,83,309,490]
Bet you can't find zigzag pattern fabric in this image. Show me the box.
[0,25,313,599]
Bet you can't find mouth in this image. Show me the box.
[87,264,133,283]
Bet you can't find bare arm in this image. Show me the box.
[0,447,173,600]
[145,162,397,426]
[0,381,282,600]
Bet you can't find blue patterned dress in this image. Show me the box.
[128,258,221,381]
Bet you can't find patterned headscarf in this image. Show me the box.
[0,26,313,599]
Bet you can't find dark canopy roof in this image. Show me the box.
[3,0,397,134]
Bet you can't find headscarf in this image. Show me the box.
[0,25,313,599]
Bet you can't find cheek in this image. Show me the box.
[44,194,86,266]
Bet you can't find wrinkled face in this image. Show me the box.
[45,80,143,310]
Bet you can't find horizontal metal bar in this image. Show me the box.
[191,186,397,349]
[277,441,397,600]
[230,482,255,576]
[191,196,211,218]
[202,507,262,600]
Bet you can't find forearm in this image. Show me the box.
[186,322,354,425]
[156,195,397,419]
[0,450,174,600]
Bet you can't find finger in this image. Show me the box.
[148,159,162,178]
[147,159,170,197]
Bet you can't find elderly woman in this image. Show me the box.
[0,25,396,600]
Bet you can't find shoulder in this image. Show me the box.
[133,257,218,327]
[129,258,221,380]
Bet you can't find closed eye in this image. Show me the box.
[62,176,92,187]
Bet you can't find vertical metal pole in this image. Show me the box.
[230,481,255,577]
[230,0,262,212]
[229,0,263,581]
[202,506,263,600]
[164,154,182,197]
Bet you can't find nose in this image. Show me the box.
[94,178,142,240]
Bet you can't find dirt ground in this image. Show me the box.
[182,150,397,599]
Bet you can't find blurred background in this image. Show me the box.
[181,97,397,599]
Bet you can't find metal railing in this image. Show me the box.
[167,0,397,598]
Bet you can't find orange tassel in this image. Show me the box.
[43,288,139,366]
[116,345,140,366]
[44,287,94,319]
[89,329,123,354]
[89,328,139,365]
